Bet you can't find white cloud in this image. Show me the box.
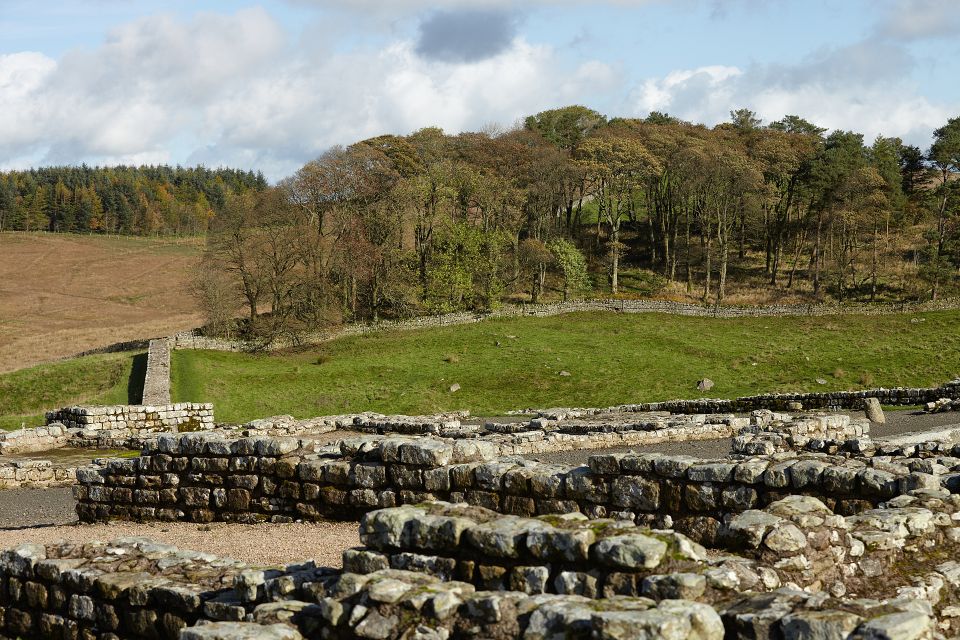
[630,41,957,146]
[876,0,960,40]
[0,8,618,180]
[634,65,742,119]
[0,52,56,148]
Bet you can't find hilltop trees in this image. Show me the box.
[3,107,955,336]
[0,166,266,235]
[198,109,960,338]
[925,118,960,299]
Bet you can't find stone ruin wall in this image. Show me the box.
[520,379,960,416]
[2,492,955,639]
[15,409,960,638]
[74,413,947,544]
[0,408,743,490]
[0,537,734,640]
[45,402,214,436]
[0,460,77,490]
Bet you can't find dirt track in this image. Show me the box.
[0,517,357,567]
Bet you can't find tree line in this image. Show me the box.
[1,108,956,338]
[0,165,267,235]
[195,107,959,340]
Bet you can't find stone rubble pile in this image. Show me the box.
[925,397,960,413]
[731,411,870,456]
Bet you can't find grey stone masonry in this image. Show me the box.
[0,536,729,640]
[0,537,274,640]
[74,428,960,544]
[518,379,960,415]
[0,423,72,455]
[1,533,944,639]
[732,412,870,456]
[348,494,960,600]
[0,460,77,489]
[46,402,214,435]
[142,338,172,405]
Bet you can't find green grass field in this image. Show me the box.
[170,310,960,423]
[0,351,144,430]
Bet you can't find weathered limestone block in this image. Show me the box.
[610,476,660,511]
[593,534,668,570]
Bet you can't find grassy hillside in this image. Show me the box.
[0,351,144,430]
[0,232,203,373]
[170,310,960,423]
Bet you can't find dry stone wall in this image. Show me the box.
[0,423,72,455]
[0,538,264,640]
[519,379,960,416]
[168,296,960,354]
[142,338,172,405]
[216,411,746,456]
[0,537,732,640]
[74,426,954,542]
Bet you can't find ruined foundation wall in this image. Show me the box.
[46,402,214,434]
[0,460,77,489]
[74,432,951,541]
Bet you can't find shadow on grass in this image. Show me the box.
[127,353,147,404]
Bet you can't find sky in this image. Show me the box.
[1,0,959,181]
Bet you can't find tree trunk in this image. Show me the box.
[812,212,823,296]
[611,225,620,295]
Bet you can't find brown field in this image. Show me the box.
[0,232,204,373]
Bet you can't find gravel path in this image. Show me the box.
[870,410,960,438]
[0,487,77,528]
[1,490,359,566]
[0,518,359,567]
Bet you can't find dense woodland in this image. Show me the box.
[3,107,959,337]
[0,166,266,235]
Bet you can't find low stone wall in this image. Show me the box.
[241,412,475,437]
[732,412,870,456]
[0,460,76,489]
[347,495,960,607]
[519,379,960,415]
[0,423,72,455]
[46,402,214,434]
[0,538,263,639]
[141,339,171,405]
[1,530,945,640]
[0,537,732,640]
[168,296,960,354]
[74,429,951,543]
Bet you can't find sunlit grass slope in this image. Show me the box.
[171,311,960,423]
